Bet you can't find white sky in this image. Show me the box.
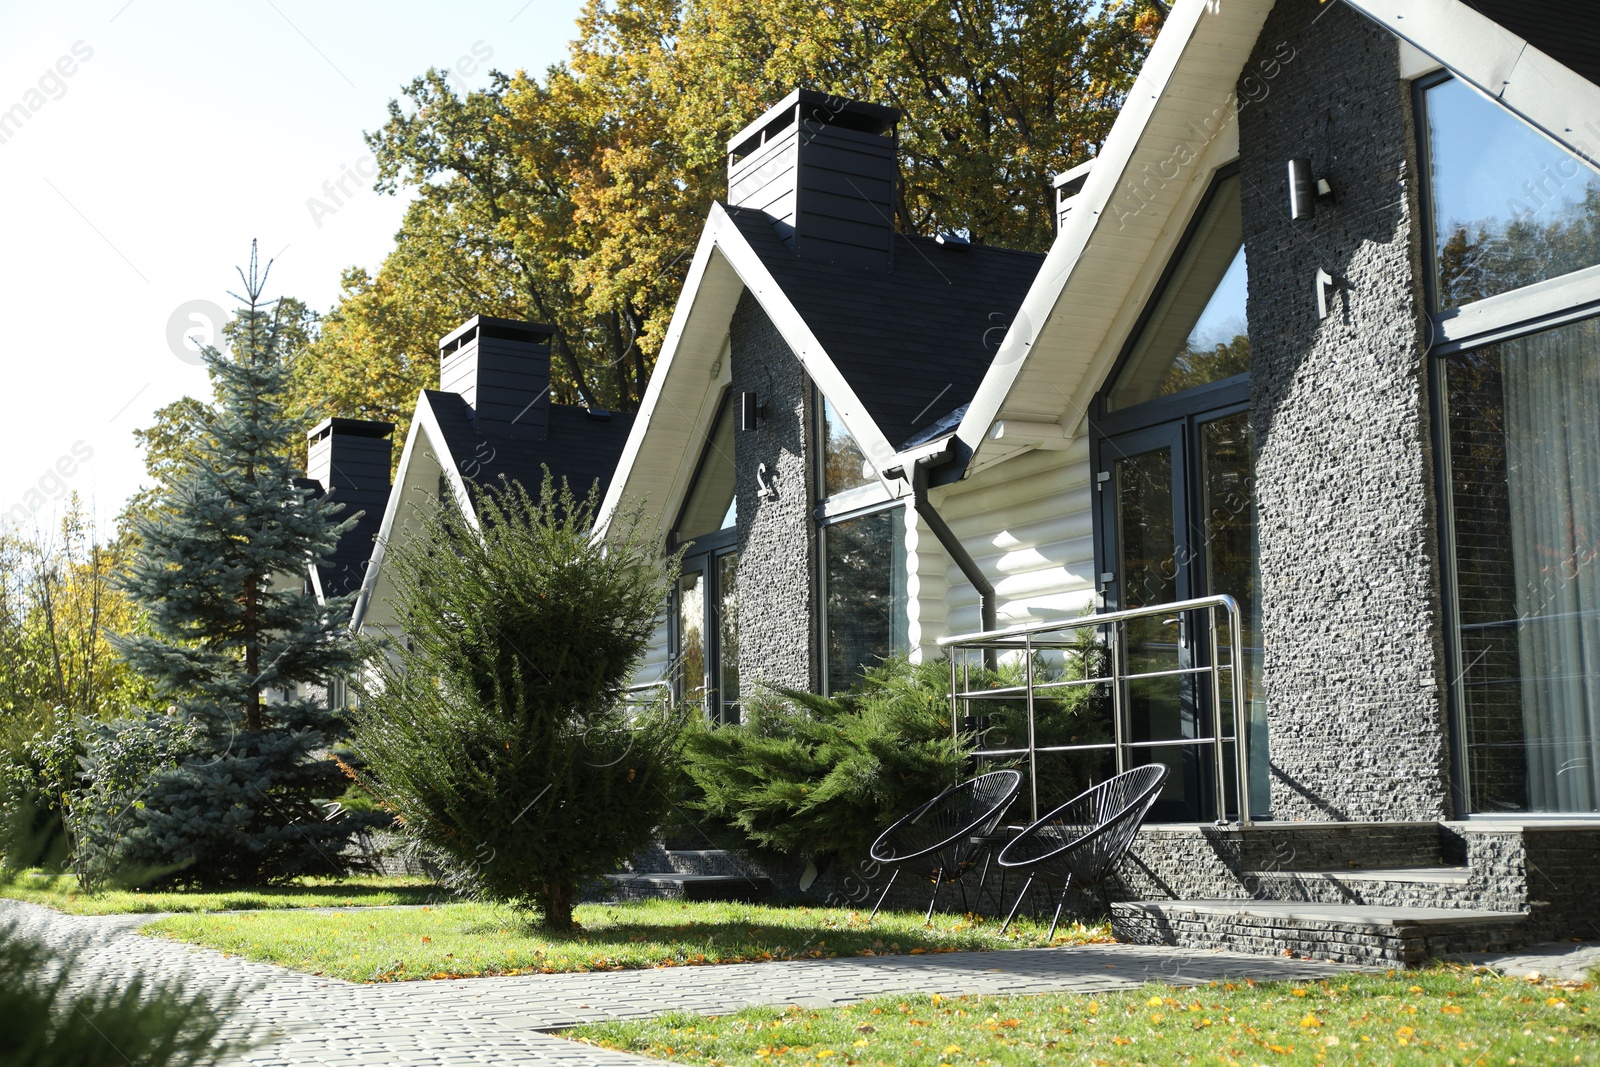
[0,0,584,537]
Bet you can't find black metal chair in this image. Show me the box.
[996,763,1169,940]
[867,769,1023,922]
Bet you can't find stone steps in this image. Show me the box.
[604,871,773,903]
[1241,865,1480,909]
[1113,900,1529,967]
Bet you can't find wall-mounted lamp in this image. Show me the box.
[739,390,766,431]
[1287,158,1334,221]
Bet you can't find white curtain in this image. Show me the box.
[1503,317,1600,812]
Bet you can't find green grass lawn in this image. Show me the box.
[0,869,441,915]
[142,900,1109,981]
[569,966,1600,1066]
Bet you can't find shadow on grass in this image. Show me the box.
[1,869,445,914]
[456,902,1070,956]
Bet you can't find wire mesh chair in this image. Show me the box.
[995,763,1169,941]
[866,769,1023,922]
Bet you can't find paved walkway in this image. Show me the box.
[6,900,1365,1066]
[1454,941,1600,982]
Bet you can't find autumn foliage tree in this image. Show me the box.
[286,0,1165,444]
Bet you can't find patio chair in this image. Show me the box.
[995,763,1169,941]
[867,769,1023,923]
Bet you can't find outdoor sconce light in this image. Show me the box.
[739,390,766,431]
[1287,158,1333,220]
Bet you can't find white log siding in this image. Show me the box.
[635,614,673,697]
[911,437,1097,660]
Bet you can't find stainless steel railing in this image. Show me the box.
[937,594,1251,827]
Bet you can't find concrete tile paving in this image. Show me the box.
[4,899,1365,1066]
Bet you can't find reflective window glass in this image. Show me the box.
[1444,315,1600,813]
[1107,174,1249,412]
[675,400,736,542]
[821,396,875,499]
[823,507,907,691]
[1424,76,1600,309]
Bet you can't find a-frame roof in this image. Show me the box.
[350,389,634,630]
[952,0,1600,473]
[596,201,1041,542]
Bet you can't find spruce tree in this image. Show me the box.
[100,243,365,887]
[349,478,681,931]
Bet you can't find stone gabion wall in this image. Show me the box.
[1520,826,1600,942]
[1239,0,1451,822]
[730,290,819,695]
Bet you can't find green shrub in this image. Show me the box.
[350,476,682,931]
[0,720,84,872]
[67,713,197,891]
[0,920,251,1066]
[683,649,1110,866]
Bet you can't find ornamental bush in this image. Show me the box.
[683,648,1110,866]
[349,476,682,931]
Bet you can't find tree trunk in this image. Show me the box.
[541,881,577,932]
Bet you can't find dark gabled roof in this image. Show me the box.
[1464,1,1600,87]
[421,390,636,509]
[292,478,387,601]
[724,206,1044,450]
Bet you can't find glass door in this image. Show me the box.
[1101,421,1203,820]
[675,548,741,725]
[714,549,740,725]
[1097,410,1261,821]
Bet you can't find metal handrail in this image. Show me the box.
[937,594,1251,827]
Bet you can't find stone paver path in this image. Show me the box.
[6,900,1366,1066]
[1452,941,1600,983]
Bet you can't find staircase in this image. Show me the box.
[1109,821,1600,967]
[602,843,773,904]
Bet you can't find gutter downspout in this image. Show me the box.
[909,454,997,668]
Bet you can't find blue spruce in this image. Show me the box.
[98,243,370,887]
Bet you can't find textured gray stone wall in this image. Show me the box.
[730,290,818,694]
[1240,0,1450,821]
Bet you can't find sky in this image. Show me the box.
[0,0,585,537]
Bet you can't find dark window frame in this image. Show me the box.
[1417,70,1600,815]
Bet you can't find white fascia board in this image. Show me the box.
[348,393,474,632]
[1343,0,1600,167]
[954,0,1268,466]
[707,206,896,473]
[595,216,728,541]
[596,202,899,539]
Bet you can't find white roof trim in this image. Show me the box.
[1343,0,1600,167]
[348,392,477,631]
[596,202,899,540]
[953,0,1272,466]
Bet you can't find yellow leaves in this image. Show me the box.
[1147,995,1165,1007]
[1290,988,1308,998]
[1441,1003,1465,1014]
[1297,1012,1322,1029]
[941,1044,962,1054]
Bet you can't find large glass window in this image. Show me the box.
[822,507,908,692]
[1423,75,1600,310]
[1107,173,1249,412]
[672,397,740,723]
[1444,315,1600,813]
[675,400,737,541]
[820,396,876,499]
